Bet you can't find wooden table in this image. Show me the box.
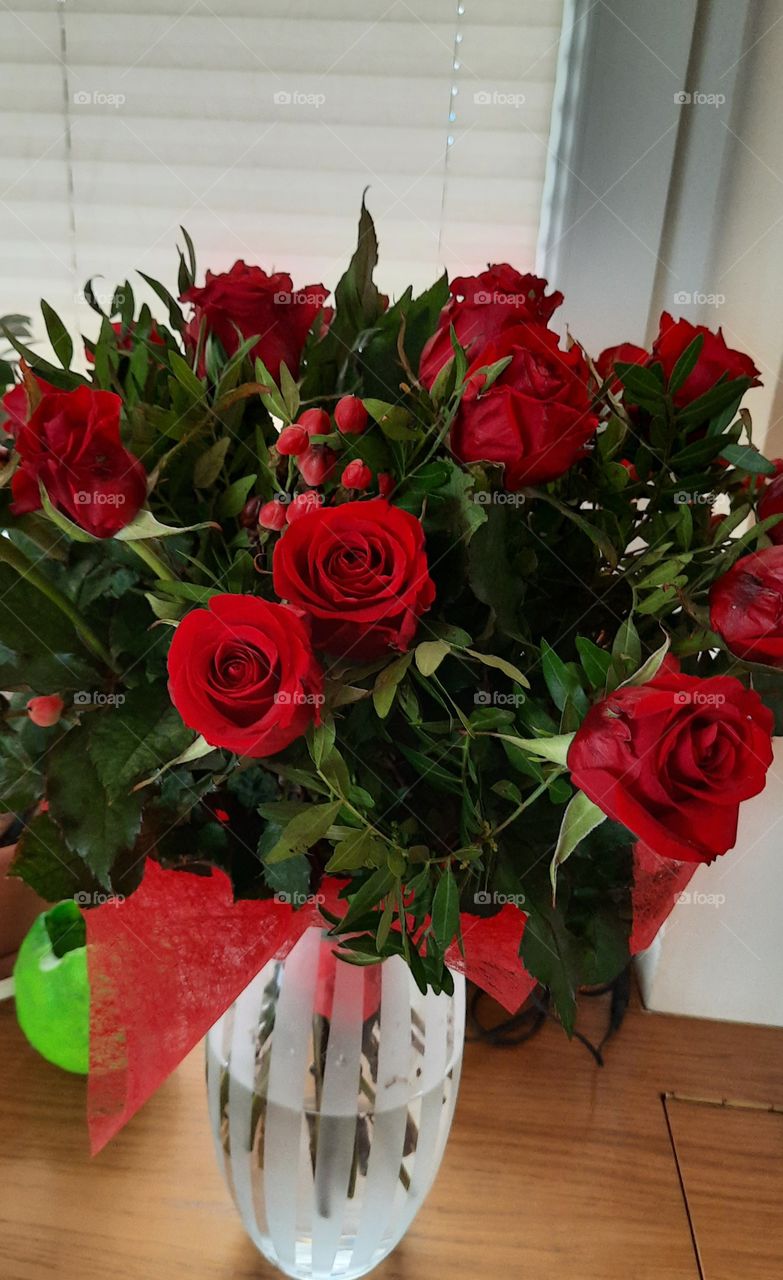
[1,987,781,1279]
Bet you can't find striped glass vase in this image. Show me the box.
[206,926,465,1279]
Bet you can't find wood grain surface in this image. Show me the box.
[0,985,781,1280]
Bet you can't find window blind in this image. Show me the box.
[1,0,565,347]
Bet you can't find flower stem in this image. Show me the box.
[0,536,118,672]
[128,539,176,582]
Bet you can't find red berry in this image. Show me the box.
[258,499,287,531]
[297,445,336,487]
[341,459,372,491]
[286,490,324,524]
[334,396,368,435]
[297,408,331,438]
[276,424,309,456]
[377,472,394,497]
[27,694,64,727]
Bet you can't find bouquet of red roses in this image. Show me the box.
[1,204,781,1085]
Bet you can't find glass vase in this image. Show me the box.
[206,926,465,1279]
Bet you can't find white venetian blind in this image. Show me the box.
[1,0,564,345]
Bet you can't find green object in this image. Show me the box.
[13,901,89,1074]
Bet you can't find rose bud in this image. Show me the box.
[297,408,331,439]
[377,472,394,497]
[334,396,368,435]
[258,499,288,531]
[276,424,309,456]
[286,490,324,524]
[27,694,64,727]
[341,459,372,491]
[239,495,262,528]
[297,445,336,487]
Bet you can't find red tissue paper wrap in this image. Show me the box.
[86,846,695,1154]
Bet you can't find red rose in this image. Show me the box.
[651,312,761,407]
[167,594,323,757]
[450,323,599,489]
[419,265,564,388]
[181,262,329,379]
[273,497,435,660]
[709,546,783,666]
[595,342,649,394]
[10,386,147,538]
[1,374,57,438]
[758,466,783,545]
[568,670,774,863]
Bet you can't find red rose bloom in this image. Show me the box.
[167,594,323,757]
[181,262,329,379]
[273,497,435,660]
[709,546,783,666]
[450,323,599,489]
[10,386,147,538]
[1,374,57,438]
[758,467,783,545]
[651,312,761,408]
[595,342,649,394]
[568,670,774,863]
[419,265,564,388]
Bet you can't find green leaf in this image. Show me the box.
[464,648,529,688]
[88,683,193,798]
[431,867,460,949]
[719,443,775,476]
[265,800,342,864]
[667,333,703,394]
[193,437,231,488]
[676,376,749,428]
[621,635,671,687]
[278,362,300,420]
[414,639,451,677]
[494,732,574,767]
[541,640,581,712]
[611,618,642,673]
[0,730,43,812]
[216,474,257,519]
[518,899,579,1035]
[326,829,385,873]
[41,300,73,369]
[362,399,419,441]
[46,728,143,887]
[115,509,217,541]
[332,865,396,933]
[575,637,612,689]
[9,812,101,901]
[549,791,606,898]
[372,652,413,719]
[0,562,98,693]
